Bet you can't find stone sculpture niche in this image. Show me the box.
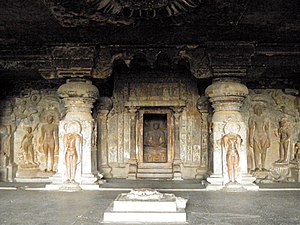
[143,114,168,163]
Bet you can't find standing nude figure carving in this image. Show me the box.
[64,132,82,183]
[249,104,270,171]
[275,117,290,163]
[222,133,242,184]
[39,115,58,171]
[20,126,38,165]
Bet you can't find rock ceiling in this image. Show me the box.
[44,0,202,26]
[0,0,299,92]
[0,0,299,44]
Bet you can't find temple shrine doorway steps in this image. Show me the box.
[137,163,173,179]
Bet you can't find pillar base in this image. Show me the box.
[46,183,100,191]
[46,172,99,190]
[6,163,17,182]
[127,161,137,180]
[102,165,113,178]
[206,173,258,191]
[195,167,208,180]
[172,160,182,180]
[290,161,300,182]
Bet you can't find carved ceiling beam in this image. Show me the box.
[1,43,300,82]
[205,42,255,79]
[39,45,97,79]
[0,46,53,71]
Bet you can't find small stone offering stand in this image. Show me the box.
[103,188,188,223]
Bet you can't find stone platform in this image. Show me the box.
[103,189,188,223]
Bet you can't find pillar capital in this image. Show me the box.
[57,78,99,121]
[205,78,248,112]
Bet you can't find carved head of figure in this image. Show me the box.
[253,103,265,116]
[153,122,160,130]
[279,117,288,127]
[47,115,54,124]
[26,127,32,134]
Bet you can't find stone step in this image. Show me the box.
[137,168,173,173]
[137,173,173,179]
[138,162,172,168]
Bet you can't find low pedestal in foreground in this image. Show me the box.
[103,189,188,223]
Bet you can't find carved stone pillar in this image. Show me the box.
[127,107,138,180]
[195,96,210,179]
[205,78,258,190]
[97,108,112,178]
[47,78,99,190]
[172,107,183,180]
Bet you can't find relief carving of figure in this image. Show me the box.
[144,122,166,148]
[221,132,242,184]
[39,115,59,171]
[275,117,290,163]
[20,126,38,166]
[248,104,270,171]
[64,132,82,183]
[293,141,300,160]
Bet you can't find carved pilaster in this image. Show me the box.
[127,107,138,180]
[171,107,183,180]
[96,97,113,178]
[98,109,112,178]
[195,96,209,179]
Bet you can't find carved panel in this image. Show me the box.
[12,89,64,178]
[118,114,124,163]
[129,83,181,101]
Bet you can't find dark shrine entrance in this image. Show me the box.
[143,114,168,163]
[137,109,174,179]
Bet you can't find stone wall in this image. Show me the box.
[103,71,208,179]
[1,77,300,182]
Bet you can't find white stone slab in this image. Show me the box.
[113,200,177,212]
[103,204,187,223]
[113,192,177,212]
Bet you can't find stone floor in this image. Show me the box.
[0,180,300,225]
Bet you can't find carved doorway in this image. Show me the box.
[143,114,168,163]
[137,109,174,179]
